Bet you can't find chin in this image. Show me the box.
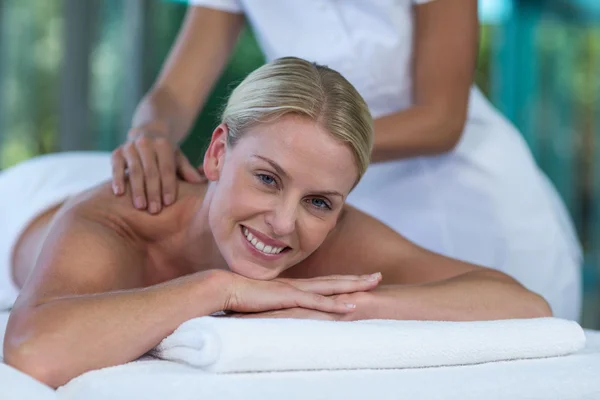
[227,259,283,281]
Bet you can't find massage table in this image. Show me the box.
[1,311,600,400]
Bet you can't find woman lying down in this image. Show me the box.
[2,57,550,388]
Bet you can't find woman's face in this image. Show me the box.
[203,114,359,280]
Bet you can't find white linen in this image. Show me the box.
[0,363,58,400]
[0,312,58,399]
[0,311,9,360]
[57,329,600,400]
[2,311,598,400]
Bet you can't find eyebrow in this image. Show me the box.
[252,155,344,198]
[253,155,290,180]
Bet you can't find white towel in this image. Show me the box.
[59,331,600,400]
[151,316,585,373]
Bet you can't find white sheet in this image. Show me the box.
[2,311,600,400]
[0,312,59,399]
[0,311,9,359]
[57,329,600,400]
[152,316,586,373]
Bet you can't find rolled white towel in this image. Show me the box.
[151,316,586,373]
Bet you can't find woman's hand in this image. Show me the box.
[222,272,382,315]
[273,273,381,296]
[227,308,337,321]
[226,291,375,321]
[111,129,204,214]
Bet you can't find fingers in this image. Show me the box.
[176,151,204,183]
[155,139,178,206]
[293,291,357,314]
[122,143,147,210]
[137,137,163,214]
[228,310,281,319]
[278,273,382,295]
[113,131,188,212]
[111,148,127,196]
[225,309,334,320]
[225,272,376,315]
[278,273,379,283]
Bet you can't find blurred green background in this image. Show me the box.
[0,0,599,326]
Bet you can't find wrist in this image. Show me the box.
[127,121,172,143]
[192,269,233,314]
[352,286,404,320]
[336,290,381,321]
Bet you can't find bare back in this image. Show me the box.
[13,181,210,310]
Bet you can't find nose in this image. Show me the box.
[265,199,297,237]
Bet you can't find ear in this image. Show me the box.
[202,123,229,181]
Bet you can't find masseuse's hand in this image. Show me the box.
[223,272,382,315]
[111,129,204,214]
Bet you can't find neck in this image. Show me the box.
[183,183,228,273]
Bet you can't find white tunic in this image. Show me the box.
[190,0,583,320]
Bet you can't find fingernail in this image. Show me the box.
[112,184,120,195]
[149,202,160,214]
[163,194,173,206]
[135,197,146,209]
[367,273,381,281]
[345,303,356,309]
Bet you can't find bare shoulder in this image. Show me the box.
[288,204,480,284]
[13,179,207,309]
[14,182,148,308]
[289,205,410,279]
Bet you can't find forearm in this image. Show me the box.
[358,269,552,321]
[130,86,196,143]
[4,270,226,388]
[370,105,466,163]
[372,0,479,163]
[130,6,245,144]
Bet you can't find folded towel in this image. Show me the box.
[151,316,585,373]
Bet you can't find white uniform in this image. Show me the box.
[190,0,583,320]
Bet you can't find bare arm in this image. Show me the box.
[3,209,227,388]
[4,197,368,387]
[371,0,479,161]
[112,6,246,210]
[131,6,245,142]
[293,205,552,321]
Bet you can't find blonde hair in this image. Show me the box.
[221,57,373,183]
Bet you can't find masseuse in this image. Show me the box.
[3,58,550,388]
[111,1,582,320]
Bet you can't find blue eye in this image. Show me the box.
[310,198,331,210]
[257,173,276,186]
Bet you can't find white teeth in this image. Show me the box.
[272,246,282,254]
[242,227,286,255]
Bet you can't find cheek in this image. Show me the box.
[207,181,239,245]
[211,173,266,228]
[298,216,337,252]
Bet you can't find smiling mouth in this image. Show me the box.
[241,226,291,256]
